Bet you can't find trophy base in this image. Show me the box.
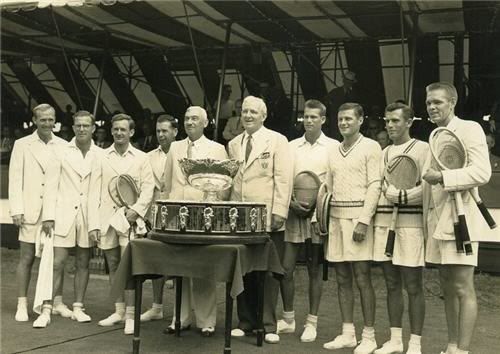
[149,231,269,245]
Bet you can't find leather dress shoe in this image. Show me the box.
[163,324,191,334]
[201,327,215,337]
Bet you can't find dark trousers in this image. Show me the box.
[236,231,285,333]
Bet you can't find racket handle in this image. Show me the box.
[475,199,497,229]
[384,229,396,257]
[454,221,464,253]
[457,214,473,255]
[450,194,464,253]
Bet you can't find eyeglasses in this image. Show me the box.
[74,124,92,130]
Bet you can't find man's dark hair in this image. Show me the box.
[156,114,178,129]
[338,102,364,118]
[385,102,414,121]
[111,113,135,130]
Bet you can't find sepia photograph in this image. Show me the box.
[1,1,499,353]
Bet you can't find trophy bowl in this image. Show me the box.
[179,158,242,201]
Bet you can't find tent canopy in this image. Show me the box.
[2,0,499,59]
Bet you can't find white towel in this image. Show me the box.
[109,207,130,234]
[109,206,148,236]
[33,227,54,314]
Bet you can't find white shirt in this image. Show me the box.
[67,138,98,177]
[289,132,339,182]
[106,144,139,175]
[186,135,214,159]
[242,126,266,166]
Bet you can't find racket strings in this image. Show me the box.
[385,156,420,190]
[430,131,466,170]
[117,175,139,206]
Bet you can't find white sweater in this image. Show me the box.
[326,135,382,225]
[374,139,429,228]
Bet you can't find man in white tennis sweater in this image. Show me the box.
[373,103,429,354]
[323,102,382,354]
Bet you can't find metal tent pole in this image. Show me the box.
[213,21,233,141]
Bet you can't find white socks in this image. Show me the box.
[390,327,403,342]
[283,310,295,324]
[15,297,29,321]
[305,314,318,328]
[53,295,63,306]
[455,349,468,354]
[362,326,375,340]
[343,322,356,335]
[125,306,135,320]
[116,302,126,316]
[446,343,458,354]
[152,303,162,311]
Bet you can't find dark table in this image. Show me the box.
[111,237,284,354]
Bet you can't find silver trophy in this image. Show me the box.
[179,158,242,201]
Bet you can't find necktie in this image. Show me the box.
[245,135,253,162]
[187,141,194,158]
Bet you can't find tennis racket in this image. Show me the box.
[316,182,332,281]
[429,127,472,255]
[108,174,141,240]
[383,154,421,257]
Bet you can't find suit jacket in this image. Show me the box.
[98,144,154,234]
[42,140,102,236]
[8,131,68,224]
[423,117,492,241]
[146,147,169,222]
[228,126,293,232]
[164,136,228,201]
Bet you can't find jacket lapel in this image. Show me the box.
[27,134,51,172]
[151,150,165,187]
[244,130,271,171]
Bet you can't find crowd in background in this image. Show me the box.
[2,79,500,170]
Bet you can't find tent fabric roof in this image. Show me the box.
[2,1,500,59]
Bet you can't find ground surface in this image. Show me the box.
[1,248,499,354]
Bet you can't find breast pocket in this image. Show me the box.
[257,152,272,176]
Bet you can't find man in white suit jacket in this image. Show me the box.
[162,106,228,337]
[8,104,71,322]
[33,111,102,327]
[228,96,292,344]
[140,114,178,323]
[96,114,154,335]
[422,82,491,354]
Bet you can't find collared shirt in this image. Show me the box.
[107,143,139,175]
[149,146,169,174]
[68,138,98,177]
[31,131,62,167]
[186,135,212,159]
[289,132,339,182]
[242,126,265,165]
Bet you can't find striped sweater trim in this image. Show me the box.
[376,204,423,214]
[330,200,364,207]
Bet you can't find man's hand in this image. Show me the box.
[125,208,139,224]
[89,230,101,243]
[290,200,311,217]
[352,222,368,243]
[42,221,54,236]
[311,221,322,236]
[12,214,24,227]
[271,214,286,231]
[423,168,443,185]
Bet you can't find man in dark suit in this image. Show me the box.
[324,71,359,140]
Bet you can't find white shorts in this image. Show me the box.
[325,217,374,262]
[54,209,93,249]
[98,227,136,250]
[18,215,42,244]
[425,236,479,266]
[285,214,322,244]
[373,226,425,267]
